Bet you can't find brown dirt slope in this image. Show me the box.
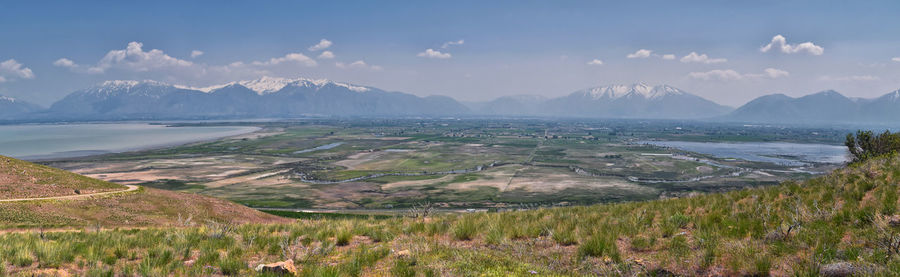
[0,155,124,199]
[0,155,290,228]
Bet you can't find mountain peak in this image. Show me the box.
[192,76,371,95]
[97,80,171,89]
[581,83,686,100]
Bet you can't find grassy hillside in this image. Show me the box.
[1,155,124,199]
[1,155,899,275]
[0,155,290,228]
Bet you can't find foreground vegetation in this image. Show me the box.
[3,152,900,275]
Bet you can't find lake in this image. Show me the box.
[0,123,259,160]
[638,140,850,166]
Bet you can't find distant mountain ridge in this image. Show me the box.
[469,83,733,119]
[4,76,900,123]
[43,77,469,119]
[0,95,42,119]
[722,89,900,124]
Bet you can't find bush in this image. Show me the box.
[218,256,245,276]
[846,130,900,163]
[452,218,478,241]
[336,230,353,246]
[391,257,417,277]
[577,233,619,261]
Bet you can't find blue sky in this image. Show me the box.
[1,0,899,106]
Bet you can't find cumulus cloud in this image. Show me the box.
[689,68,789,81]
[336,60,383,71]
[417,48,451,59]
[586,59,604,65]
[190,50,204,58]
[893,57,900,62]
[441,39,465,49]
[53,58,75,68]
[680,52,727,64]
[760,35,824,55]
[308,39,333,51]
[0,59,36,81]
[54,42,195,74]
[758,68,790,78]
[819,75,880,82]
[626,49,653,59]
[317,51,335,59]
[688,69,743,81]
[251,53,318,67]
[661,54,676,60]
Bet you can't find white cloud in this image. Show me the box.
[688,69,743,81]
[56,42,195,74]
[53,58,76,68]
[819,75,880,82]
[586,59,604,65]
[417,48,451,59]
[626,49,653,58]
[759,68,790,78]
[760,35,824,55]
[689,68,789,81]
[893,57,900,62]
[0,59,35,81]
[441,39,465,49]
[680,52,727,64]
[336,60,383,71]
[190,50,204,58]
[317,51,335,59]
[661,54,676,60]
[251,53,318,67]
[308,39,333,51]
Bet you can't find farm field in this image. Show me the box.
[45,119,848,210]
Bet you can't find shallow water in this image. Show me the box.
[638,140,849,166]
[294,142,344,154]
[0,123,259,160]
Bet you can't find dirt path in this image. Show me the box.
[0,185,139,202]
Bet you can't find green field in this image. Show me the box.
[46,119,847,209]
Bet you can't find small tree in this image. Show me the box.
[845,130,900,163]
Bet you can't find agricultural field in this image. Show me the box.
[45,119,848,210]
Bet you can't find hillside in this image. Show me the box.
[1,154,899,275]
[0,155,289,228]
[723,89,900,124]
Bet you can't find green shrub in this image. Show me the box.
[336,230,353,246]
[218,256,245,276]
[452,218,478,241]
[577,233,619,261]
[391,257,417,277]
[552,228,577,246]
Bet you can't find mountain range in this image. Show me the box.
[0,95,42,118]
[3,76,900,124]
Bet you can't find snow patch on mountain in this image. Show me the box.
[189,76,371,95]
[580,83,686,100]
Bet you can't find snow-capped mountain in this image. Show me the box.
[509,83,734,119]
[0,95,42,119]
[46,77,469,119]
[185,76,371,95]
[577,83,686,100]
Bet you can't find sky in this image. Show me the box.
[0,0,899,107]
